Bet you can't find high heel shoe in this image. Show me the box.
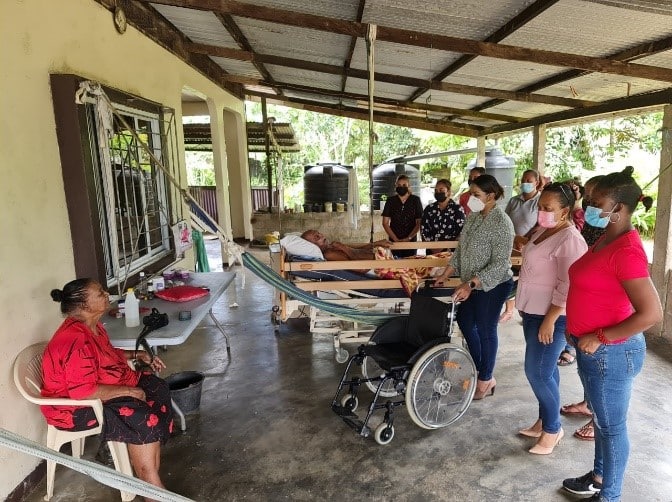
[529,429,564,455]
[473,378,496,400]
[518,419,542,438]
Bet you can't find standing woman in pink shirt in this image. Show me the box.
[561,167,661,502]
[515,183,587,454]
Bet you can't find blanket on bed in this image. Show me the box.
[373,248,451,297]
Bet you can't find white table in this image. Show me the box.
[105,272,235,350]
[105,272,236,431]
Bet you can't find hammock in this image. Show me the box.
[242,252,400,326]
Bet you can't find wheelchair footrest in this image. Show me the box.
[331,404,371,437]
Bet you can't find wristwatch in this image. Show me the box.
[468,280,477,289]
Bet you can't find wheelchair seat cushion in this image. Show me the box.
[362,342,417,371]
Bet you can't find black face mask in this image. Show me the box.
[434,192,448,203]
[395,186,409,196]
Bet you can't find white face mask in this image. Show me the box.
[467,195,486,213]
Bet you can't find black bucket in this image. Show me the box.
[166,371,204,414]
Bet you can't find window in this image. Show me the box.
[91,104,174,288]
[50,75,182,293]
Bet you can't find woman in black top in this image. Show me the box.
[382,174,424,257]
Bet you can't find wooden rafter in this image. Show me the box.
[483,88,672,135]
[473,33,672,113]
[246,92,483,137]
[245,81,523,123]
[406,0,562,103]
[94,0,242,97]
[213,12,283,96]
[148,0,672,83]
[188,42,596,108]
[341,0,367,95]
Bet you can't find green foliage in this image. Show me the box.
[632,203,657,238]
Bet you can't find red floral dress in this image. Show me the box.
[41,318,173,444]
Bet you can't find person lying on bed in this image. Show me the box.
[301,229,390,261]
[302,229,450,296]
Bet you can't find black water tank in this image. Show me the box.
[303,163,351,206]
[372,163,421,210]
[467,149,516,207]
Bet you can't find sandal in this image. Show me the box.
[560,402,593,417]
[574,420,595,441]
[557,349,576,366]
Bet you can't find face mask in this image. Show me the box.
[467,195,485,213]
[521,182,535,194]
[395,186,409,196]
[585,205,615,229]
[434,192,448,203]
[537,210,557,228]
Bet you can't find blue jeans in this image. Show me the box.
[522,312,567,433]
[456,278,513,381]
[573,334,646,502]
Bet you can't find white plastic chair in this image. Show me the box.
[13,342,135,501]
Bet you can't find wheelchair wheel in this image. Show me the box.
[374,422,395,445]
[361,356,397,397]
[340,394,358,412]
[335,348,349,364]
[405,343,476,430]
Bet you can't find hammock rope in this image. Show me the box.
[242,252,400,326]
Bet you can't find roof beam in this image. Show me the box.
[213,12,283,96]
[245,80,523,123]
[341,0,366,95]
[148,0,672,83]
[245,92,481,137]
[94,0,242,97]
[472,33,672,112]
[188,42,595,108]
[407,0,561,103]
[483,88,672,135]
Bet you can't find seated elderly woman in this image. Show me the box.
[41,278,173,497]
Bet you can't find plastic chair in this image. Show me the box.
[13,343,134,501]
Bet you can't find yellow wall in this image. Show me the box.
[0,0,247,496]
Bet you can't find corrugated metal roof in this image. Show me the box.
[139,0,672,136]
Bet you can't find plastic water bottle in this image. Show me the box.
[138,272,148,298]
[125,288,140,328]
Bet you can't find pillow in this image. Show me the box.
[280,235,325,261]
[155,285,210,302]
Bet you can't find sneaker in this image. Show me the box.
[563,471,602,495]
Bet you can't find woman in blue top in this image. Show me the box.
[435,175,514,399]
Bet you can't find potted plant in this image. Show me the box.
[380,194,387,211]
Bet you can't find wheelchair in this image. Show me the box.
[331,294,477,444]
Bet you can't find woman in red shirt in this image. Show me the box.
[42,279,173,493]
[561,167,662,502]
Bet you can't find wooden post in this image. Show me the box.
[532,124,546,177]
[650,105,672,337]
[476,136,486,168]
[261,97,273,213]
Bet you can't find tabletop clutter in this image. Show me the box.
[114,269,199,320]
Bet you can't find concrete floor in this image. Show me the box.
[22,246,672,501]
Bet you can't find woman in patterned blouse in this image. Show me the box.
[421,179,466,254]
[434,175,515,400]
[42,279,173,493]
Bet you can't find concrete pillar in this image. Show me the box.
[532,124,546,176]
[476,137,486,167]
[223,109,253,240]
[207,99,233,264]
[650,105,672,337]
